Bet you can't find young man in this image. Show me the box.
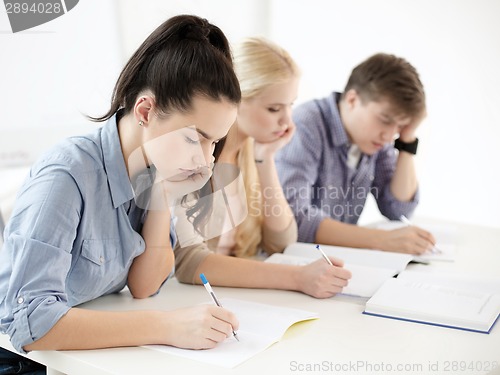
[276,53,436,255]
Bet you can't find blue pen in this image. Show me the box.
[200,273,239,341]
[316,244,333,266]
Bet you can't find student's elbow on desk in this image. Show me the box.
[128,282,165,299]
[128,277,165,299]
[129,289,152,299]
[22,326,66,352]
[23,339,46,352]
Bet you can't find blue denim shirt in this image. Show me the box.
[276,92,419,243]
[0,114,175,353]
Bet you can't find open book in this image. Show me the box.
[264,242,413,297]
[145,298,318,368]
[364,270,500,333]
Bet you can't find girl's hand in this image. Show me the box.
[153,164,212,205]
[254,121,296,161]
[296,257,352,299]
[161,305,239,349]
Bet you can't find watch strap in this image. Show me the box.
[394,137,418,155]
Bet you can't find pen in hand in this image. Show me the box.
[199,273,239,342]
[399,215,442,254]
[316,244,334,266]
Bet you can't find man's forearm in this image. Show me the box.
[390,151,418,202]
[315,218,384,249]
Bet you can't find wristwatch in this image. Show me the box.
[394,137,419,155]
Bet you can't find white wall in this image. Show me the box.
[0,0,268,164]
[116,0,500,229]
[116,0,271,59]
[2,0,499,229]
[0,0,123,166]
[268,0,500,228]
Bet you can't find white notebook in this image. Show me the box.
[145,298,318,368]
[364,272,500,333]
[264,242,413,297]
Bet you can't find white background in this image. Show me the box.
[1,0,499,228]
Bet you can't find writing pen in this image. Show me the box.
[199,273,239,342]
[399,215,442,254]
[316,244,333,266]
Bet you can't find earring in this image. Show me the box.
[138,120,144,127]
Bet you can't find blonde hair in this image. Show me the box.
[231,37,299,258]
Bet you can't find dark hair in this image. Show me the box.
[342,53,425,119]
[91,14,241,121]
[93,15,241,235]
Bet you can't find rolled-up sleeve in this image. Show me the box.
[174,242,212,284]
[0,167,82,353]
[260,218,297,255]
[5,236,72,353]
[276,104,331,243]
[372,146,419,220]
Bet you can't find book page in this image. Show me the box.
[265,253,398,297]
[145,298,318,368]
[342,263,398,297]
[397,270,500,295]
[412,243,456,263]
[284,242,413,272]
[365,278,500,332]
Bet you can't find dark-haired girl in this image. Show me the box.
[0,15,240,358]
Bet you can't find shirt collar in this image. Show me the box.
[347,144,362,169]
[328,92,351,148]
[100,113,134,208]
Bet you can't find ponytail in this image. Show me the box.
[90,14,241,122]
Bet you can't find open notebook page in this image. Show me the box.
[397,270,500,295]
[365,278,500,333]
[283,242,413,271]
[145,298,318,368]
[265,253,398,298]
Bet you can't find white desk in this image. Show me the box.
[1,219,500,375]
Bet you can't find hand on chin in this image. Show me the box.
[162,166,213,201]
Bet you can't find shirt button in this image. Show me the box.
[370,175,374,181]
[17,297,24,304]
[99,256,104,263]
